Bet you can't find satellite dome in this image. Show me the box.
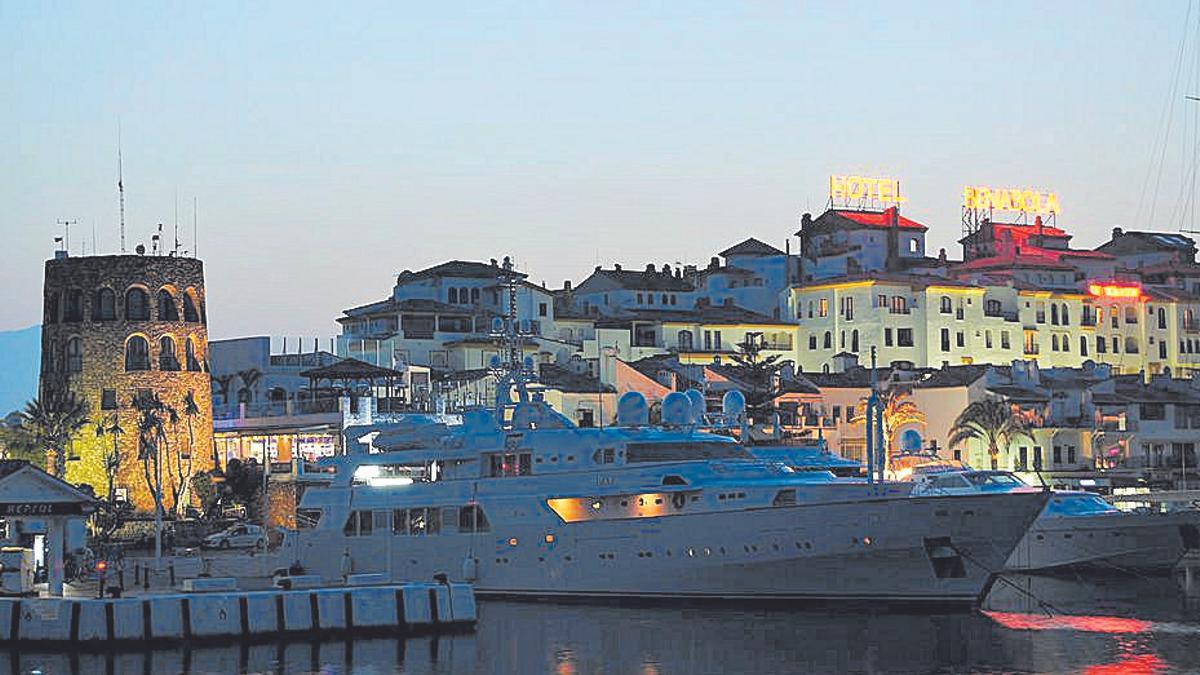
[491,317,505,333]
[684,389,706,424]
[722,390,746,419]
[616,392,649,426]
[661,392,691,426]
[489,354,502,369]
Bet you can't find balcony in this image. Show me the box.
[984,309,1019,322]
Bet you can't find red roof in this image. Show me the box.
[830,207,927,231]
[990,221,1071,240]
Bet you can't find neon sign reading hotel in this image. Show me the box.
[963,186,1061,215]
[829,175,905,205]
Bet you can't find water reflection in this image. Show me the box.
[4,577,1200,674]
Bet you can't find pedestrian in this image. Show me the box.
[340,547,353,583]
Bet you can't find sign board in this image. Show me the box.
[0,503,93,517]
[1088,283,1141,299]
[829,175,905,205]
[963,186,1061,215]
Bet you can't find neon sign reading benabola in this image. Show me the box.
[963,186,1061,214]
[829,175,904,204]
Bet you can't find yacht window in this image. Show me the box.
[488,452,532,477]
[296,509,322,529]
[964,472,1024,487]
[592,448,616,464]
[343,510,373,536]
[661,475,688,486]
[372,510,392,532]
[772,489,797,506]
[459,505,490,533]
[931,475,970,490]
[393,507,440,535]
[625,441,752,463]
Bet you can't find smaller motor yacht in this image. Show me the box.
[910,469,1200,574]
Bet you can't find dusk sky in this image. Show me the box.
[2,1,1196,341]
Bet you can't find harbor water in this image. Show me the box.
[4,575,1200,673]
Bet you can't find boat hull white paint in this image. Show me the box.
[1004,511,1199,574]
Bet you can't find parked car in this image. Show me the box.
[202,524,266,550]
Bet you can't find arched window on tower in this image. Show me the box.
[93,288,116,321]
[125,288,150,321]
[159,335,179,371]
[125,336,150,371]
[65,337,82,373]
[185,337,201,372]
[158,290,179,321]
[183,292,200,323]
[64,289,83,322]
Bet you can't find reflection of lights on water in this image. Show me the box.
[1083,653,1166,675]
[984,611,1153,634]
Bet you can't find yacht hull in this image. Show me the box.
[291,489,1047,608]
[1004,510,1200,574]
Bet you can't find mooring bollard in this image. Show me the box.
[169,563,176,586]
[143,568,150,590]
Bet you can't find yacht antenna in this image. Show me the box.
[490,256,537,421]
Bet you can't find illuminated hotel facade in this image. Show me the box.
[786,177,1200,378]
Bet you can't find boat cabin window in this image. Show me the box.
[772,489,797,506]
[929,475,972,490]
[593,448,616,464]
[487,452,532,478]
[296,508,322,529]
[459,505,490,533]
[393,507,440,535]
[661,475,688,486]
[625,441,751,463]
[964,472,1024,488]
[343,510,374,536]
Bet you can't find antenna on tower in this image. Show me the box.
[193,196,198,258]
[117,121,126,253]
[152,223,163,256]
[173,190,180,256]
[56,219,77,255]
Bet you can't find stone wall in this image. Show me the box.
[39,254,215,512]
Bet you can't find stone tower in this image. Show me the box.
[39,253,215,512]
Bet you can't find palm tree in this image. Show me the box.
[164,391,200,516]
[19,389,90,478]
[94,414,124,503]
[855,386,926,465]
[948,398,1033,470]
[212,374,236,406]
[236,368,263,404]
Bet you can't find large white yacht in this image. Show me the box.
[910,468,1200,574]
[283,391,1050,608]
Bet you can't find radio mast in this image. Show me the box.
[117,123,126,253]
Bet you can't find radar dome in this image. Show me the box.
[722,390,746,419]
[616,392,649,426]
[491,317,505,333]
[661,392,691,426]
[684,389,706,424]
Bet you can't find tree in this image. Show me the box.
[162,391,199,517]
[237,369,263,404]
[948,398,1033,470]
[856,386,927,462]
[93,414,124,503]
[726,332,787,425]
[213,374,236,406]
[0,423,44,463]
[19,389,90,478]
[131,391,177,516]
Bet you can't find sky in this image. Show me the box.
[2,1,1199,343]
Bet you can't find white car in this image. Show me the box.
[202,524,266,550]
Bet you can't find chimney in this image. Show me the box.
[614,263,622,271]
[1112,226,1124,239]
[709,256,720,270]
[886,206,899,226]
[800,213,812,230]
[645,263,655,273]
[563,280,572,291]
[490,258,498,267]
[938,248,947,262]
[662,264,671,275]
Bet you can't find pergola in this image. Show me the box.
[300,358,408,412]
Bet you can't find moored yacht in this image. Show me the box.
[910,468,1200,574]
[283,391,1048,608]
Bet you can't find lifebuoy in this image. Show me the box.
[671,493,686,509]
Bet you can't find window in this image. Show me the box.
[940,328,950,352]
[1036,302,1045,324]
[449,288,458,304]
[157,290,178,321]
[539,302,547,317]
[185,338,201,371]
[1158,307,1167,329]
[1053,446,1062,465]
[159,336,179,371]
[985,299,1001,316]
[393,507,440,535]
[1081,336,1088,356]
[661,294,668,304]
[471,288,480,303]
[343,510,374,536]
[842,297,854,320]
[183,293,200,323]
[940,296,952,314]
[832,406,842,422]
[101,389,117,410]
[808,335,817,350]
[885,328,894,347]
[807,301,814,319]
[890,296,908,314]
[956,331,965,348]
[1001,331,1010,350]
[65,338,82,373]
[647,294,654,305]
[678,330,693,351]
[1161,341,1169,359]
[1110,305,1118,328]
[1112,336,1120,353]
[1050,304,1059,325]
[1141,403,1166,421]
[64,289,83,322]
[488,452,532,477]
[93,288,116,321]
[985,331,993,349]
[1024,331,1038,355]
[1067,446,1076,464]
[1096,335,1107,354]
[1061,305,1070,326]
[125,288,150,321]
[1051,334,1059,351]
[840,331,845,350]
[593,448,616,464]
[823,331,832,349]
[1125,306,1138,324]
[125,336,150,371]
[877,294,887,308]
[1017,447,1028,471]
[851,330,859,352]
[459,505,490,533]
[818,299,828,317]
[44,292,59,324]
[897,328,914,347]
